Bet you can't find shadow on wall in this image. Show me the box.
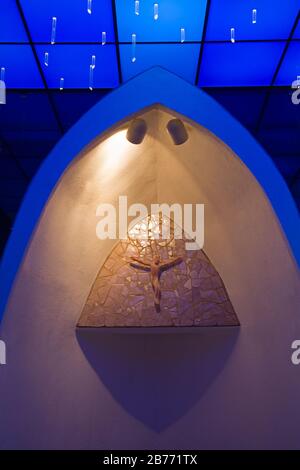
[76,328,239,432]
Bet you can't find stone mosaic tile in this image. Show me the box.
[77,215,239,328]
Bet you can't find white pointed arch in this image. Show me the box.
[0,67,299,320]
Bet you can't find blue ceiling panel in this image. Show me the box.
[52,90,110,129]
[0,45,43,88]
[0,154,24,178]
[199,42,285,87]
[257,128,300,156]
[0,178,28,198]
[275,41,300,86]
[0,1,299,90]
[20,0,115,42]
[294,19,300,38]
[35,45,119,88]
[205,88,266,128]
[18,157,42,178]
[120,43,200,83]
[1,0,28,42]
[0,92,58,130]
[262,88,300,128]
[291,180,300,211]
[0,197,22,218]
[115,0,207,42]
[273,156,300,180]
[206,0,300,41]
[2,130,61,158]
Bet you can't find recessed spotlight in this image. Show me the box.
[166,119,188,145]
[126,119,147,144]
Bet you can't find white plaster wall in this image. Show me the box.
[0,107,299,450]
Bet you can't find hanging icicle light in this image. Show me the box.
[131,33,137,62]
[1,67,5,82]
[230,27,235,43]
[87,0,92,14]
[252,9,257,24]
[89,65,94,90]
[89,53,96,90]
[0,69,5,105]
[59,77,64,90]
[51,17,57,44]
[102,31,106,45]
[154,3,159,20]
[44,52,49,66]
[180,28,185,43]
[135,1,140,16]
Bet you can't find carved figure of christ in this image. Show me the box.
[130,254,183,311]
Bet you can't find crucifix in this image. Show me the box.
[130,254,183,311]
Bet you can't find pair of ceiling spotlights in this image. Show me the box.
[126,118,189,145]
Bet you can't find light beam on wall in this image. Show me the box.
[100,130,136,177]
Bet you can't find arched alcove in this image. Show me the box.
[0,68,299,322]
[0,70,299,449]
